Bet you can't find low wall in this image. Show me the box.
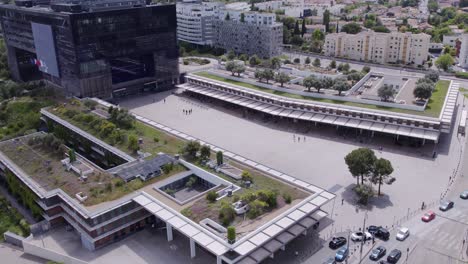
[4,231,24,248]
[23,237,87,264]
[202,71,426,111]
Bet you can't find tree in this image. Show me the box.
[294,20,300,35]
[373,25,390,33]
[305,57,311,64]
[233,64,245,77]
[254,69,264,82]
[425,70,439,83]
[333,79,351,96]
[275,72,291,87]
[200,145,211,161]
[290,35,304,46]
[344,148,377,185]
[227,226,236,244]
[216,151,223,166]
[347,72,363,82]
[341,22,362,34]
[225,61,237,76]
[323,10,330,32]
[337,63,350,73]
[249,55,261,66]
[301,19,306,37]
[303,75,317,92]
[227,50,236,60]
[362,66,371,73]
[413,82,433,100]
[263,69,274,84]
[312,29,325,41]
[128,135,139,153]
[378,85,394,102]
[355,184,374,205]
[312,58,321,67]
[270,57,282,69]
[329,60,337,69]
[321,76,334,90]
[183,140,200,160]
[435,53,454,71]
[371,158,394,196]
[241,171,253,182]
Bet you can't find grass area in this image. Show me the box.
[49,104,185,157]
[0,96,55,141]
[0,195,30,240]
[194,72,451,118]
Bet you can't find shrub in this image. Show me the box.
[241,171,253,182]
[206,190,218,202]
[227,226,236,244]
[200,145,211,161]
[456,72,468,79]
[219,204,236,226]
[165,188,175,197]
[216,151,223,166]
[182,140,200,160]
[161,163,174,174]
[240,192,257,203]
[293,58,300,64]
[232,195,240,203]
[128,134,139,153]
[283,193,292,204]
[247,200,268,219]
[153,137,159,143]
[185,177,197,189]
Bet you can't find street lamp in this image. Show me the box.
[359,211,368,263]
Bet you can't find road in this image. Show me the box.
[282,51,468,88]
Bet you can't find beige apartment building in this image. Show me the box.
[324,31,430,66]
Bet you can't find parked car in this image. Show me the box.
[335,246,349,262]
[421,211,436,222]
[396,227,410,241]
[461,190,468,199]
[387,249,402,263]
[351,231,373,242]
[329,237,347,249]
[439,200,454,211]
[323,257,336,264]
[370,246,386,261]
[375,227,390,240]
[367,225,379,235]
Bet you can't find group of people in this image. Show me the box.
[293,134,306,143]
[183,109,193,115]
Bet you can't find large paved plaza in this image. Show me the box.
[119,90,465,249]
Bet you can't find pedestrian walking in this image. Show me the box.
[341,198,344,205]
[298,137,301,142]
[164,98,166,103]
[304,136,306,142]
[183,109,185,114]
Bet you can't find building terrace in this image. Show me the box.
[0,99,335,263]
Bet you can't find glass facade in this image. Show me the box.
[0,4,178,99]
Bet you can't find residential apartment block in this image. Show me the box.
[176,1,224,46]
[213,11,283,58]
[459,34,468,69]
[324,31,430,66]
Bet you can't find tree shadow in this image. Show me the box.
[341,184,394,211]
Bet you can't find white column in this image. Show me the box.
[190,238,196,258]
[166,223,173,241]
[216,256,222,264]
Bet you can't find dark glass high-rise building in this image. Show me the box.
[0,0,179,98]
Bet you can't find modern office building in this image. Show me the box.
[459,34,468,69]
[176,0,224,46]
[0,0,179,99]
[324,31,430,66]
[213,10,283,58]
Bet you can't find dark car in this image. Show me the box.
[329,237,347,249]
[369,246,386,261]
[375,227,390,240]
[387,249,402,263]
[439,200,454,211]
[367,225,379,235]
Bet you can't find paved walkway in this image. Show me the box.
[119,89,465,262]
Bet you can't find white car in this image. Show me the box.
[350,231,373,242]
[396,227,410,241]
